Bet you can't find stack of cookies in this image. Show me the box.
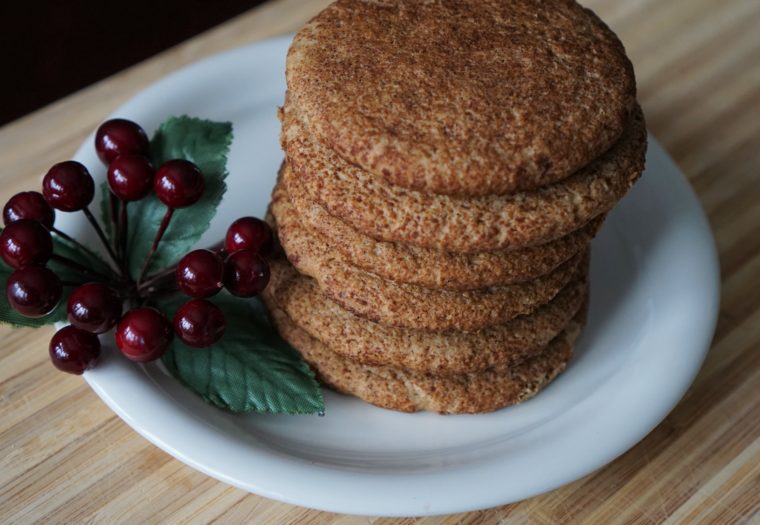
[262,0,647,413]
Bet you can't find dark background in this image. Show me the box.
[1,1,267,126]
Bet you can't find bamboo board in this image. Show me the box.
[0,0,758,523]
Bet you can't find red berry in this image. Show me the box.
[42,161,95,212]
[115,307,173,362]
[176,249,224,298]
[95,118,149,165]
[3,191,55,229]
[154,160,204,208]
[224,250,270,297]
[67,283,122,334]
[49,325,101,374]
[0,219,53,269]
[107,154,155,202]
[6,265,62,317]
[225,217,273,256]
[173,298,225,348]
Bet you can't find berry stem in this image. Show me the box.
[82,207,121,271]
[50,254,112,282]
[140,282,180,299]
[118,200,130,278]
[52,227,116,271]
[137,207,174,285]
[51,227,77,245]
[137,266,176,293]
[137,239,224,294]
[109,192,121,258]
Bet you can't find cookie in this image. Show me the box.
[281,102,646,253]
[270,199,586,331]
[270,307,582,414]
[277,163,602,290]
[263,257,588,374]
[286,0,636,196]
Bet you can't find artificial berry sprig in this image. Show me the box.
[138,159,205,284]
[168,218,273,347]
[43,161,121,270]
[1,117,274,375]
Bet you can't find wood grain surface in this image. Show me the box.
[1,0,759,523]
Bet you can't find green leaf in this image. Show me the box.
[99,182,114,240]
[156,294,324,415]
[124,116,233,279]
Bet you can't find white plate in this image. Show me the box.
[63,36,719,516]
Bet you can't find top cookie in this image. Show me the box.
[286,0,636,196]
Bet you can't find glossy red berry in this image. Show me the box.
[225,217,273,256]
[3,191,55,229]
[42,161,95,212]
[176,249,224,298]
[67,283,122,334]
[115,307,173,362]
[223,250,270,297]
[173,298,225,348]
[154,160,204,208]
[0,219,53,269]
[95,118,149,165]
[107,154,155,202]
[6,265,62,317]
[49,325,101,375]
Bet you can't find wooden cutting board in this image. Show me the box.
[1,0,758,523]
